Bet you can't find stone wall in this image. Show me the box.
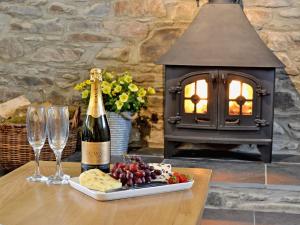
[245,0,300,152]
[0,0,299,151]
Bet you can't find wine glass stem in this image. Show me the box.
[55,151,62,177]
[34,149,41,177]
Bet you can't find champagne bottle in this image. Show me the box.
[81,68,111,173]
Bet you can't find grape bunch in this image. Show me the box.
[110,156,162,187]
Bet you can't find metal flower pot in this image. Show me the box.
[107,112,132,155]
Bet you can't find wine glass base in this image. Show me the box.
[46,175,69,185]
[62,174,71,180]
[27,175,48,182]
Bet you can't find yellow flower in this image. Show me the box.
[123,74,132,83]
[101,81,110,87]
[81,90,89,99]
[137,96,145,103]
[74,81,87,91]
[115,100,123,110]
[138,88,147,97]
[74,84,82,91]
[101,81,112,94]
[85,80,91,85]
[102,85,111,95]
[128,83,138,92]
[113,85,122,93]
[147,87,156,95]
[119,93,129,103]
[104,72,114,81]
[118,77,125,84]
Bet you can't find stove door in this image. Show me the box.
[176,71,218,129]
[218,71,262,130]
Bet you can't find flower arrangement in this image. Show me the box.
[74,70,156,113]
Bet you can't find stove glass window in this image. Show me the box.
[184,79,208,114]
[228,80,253,116]
[196,100,208,114]
[184,99,194,113]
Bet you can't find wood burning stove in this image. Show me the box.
[157,1,284,163]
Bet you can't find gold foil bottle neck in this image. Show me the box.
[90,68,102,82]
[87,68,105,118]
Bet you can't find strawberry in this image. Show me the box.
[178,174,188,183]
[173,172,181,177]
[168,175,179,184]
[171,172,192,183]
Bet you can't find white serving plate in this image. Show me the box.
[69,177,194,201]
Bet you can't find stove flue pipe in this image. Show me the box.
[209,0,243,8]
[196,0,243,8]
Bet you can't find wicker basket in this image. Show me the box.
[0,107,80,171]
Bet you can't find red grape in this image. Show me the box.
[112,172,119,179]
[119,162,126,168]
[141,177,145,184]
[145,176,151,183]
[119,172,126,179]
[127,178,133,186]
[140,163,147,169]
[129,163,138,172]
[111,156,164,187]
[126,171,133,180]
[150,172,157,179]
[120,176,127,185]
[144,169,151,176]
[135,171,142,178]
[136,178,142,184]
[116,168,123,175]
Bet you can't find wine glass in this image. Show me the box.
[46,106,70,185]
[26,106,47,182]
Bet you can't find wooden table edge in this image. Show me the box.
[0,161,212,225]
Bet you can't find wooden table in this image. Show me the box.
[0,161,211,225]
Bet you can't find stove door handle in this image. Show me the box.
[221,73,227,85]
[211,73,217,87]
[225,118,240,125]
[195,118,210,123]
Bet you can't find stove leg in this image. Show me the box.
[164,140,176,159]
[258,143,272,163]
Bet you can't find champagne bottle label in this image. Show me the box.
[82,141,110,165]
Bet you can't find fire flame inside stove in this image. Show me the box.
[184,79,253,116]
[184,80,208,114]
[228,80,253,116]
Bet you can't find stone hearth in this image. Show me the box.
[61,148,300,217]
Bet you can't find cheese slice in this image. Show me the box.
[79,169,122,192]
